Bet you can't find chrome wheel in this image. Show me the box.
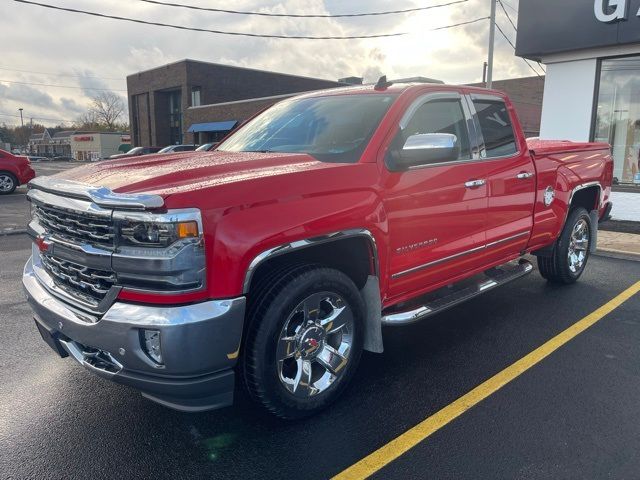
[276,292,354,398]
[0,174,15,192]
[568,218,589,273]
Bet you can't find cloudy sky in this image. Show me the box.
[1,0,532,127]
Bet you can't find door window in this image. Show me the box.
[402,99,471,161]
[472,98,518,158]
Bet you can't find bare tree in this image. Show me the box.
[86,92,125,130]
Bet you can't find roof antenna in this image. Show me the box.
[374,75,393,91]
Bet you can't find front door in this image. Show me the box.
[382,91,488,301]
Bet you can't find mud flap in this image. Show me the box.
[360,276,383,353]
[590,210,599,254]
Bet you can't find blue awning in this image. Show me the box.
[188,120,237,133]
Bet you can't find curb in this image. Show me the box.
[0,229,27,237]
[594,248,640,262]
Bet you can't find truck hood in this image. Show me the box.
[57,151,350,197]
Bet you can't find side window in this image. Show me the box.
[402,99,471,161]
[472,99,517,157]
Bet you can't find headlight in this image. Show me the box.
[112,209,206,293]
[118,219,199,247]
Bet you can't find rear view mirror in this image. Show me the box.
[387,133,459,171]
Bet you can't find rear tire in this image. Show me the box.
[538,207,592,284]
[0,172,17,194]
[242,264,364,420]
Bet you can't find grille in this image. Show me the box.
[41,253,116,304]
[34,204,114,248]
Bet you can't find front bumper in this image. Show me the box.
[23,256,246,412]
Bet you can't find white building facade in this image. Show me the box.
[517,0,640,184]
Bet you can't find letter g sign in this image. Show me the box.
[594,0,629,22]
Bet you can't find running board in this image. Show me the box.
[381,260,534,326]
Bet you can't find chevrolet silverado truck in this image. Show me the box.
[23,81,613,419]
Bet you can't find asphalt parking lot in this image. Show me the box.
[1,231,639,479]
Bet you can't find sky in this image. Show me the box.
[0,0,533,128]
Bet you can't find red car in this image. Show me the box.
[23,82,613,419]
[0,149,35,194]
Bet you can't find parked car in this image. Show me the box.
[23,82,613,419]
[0,148,35,194]
[108,146,162,160]
[158,144,198,154]
[27,156,47,162]
[195,142,218,152]
[52,156,74,162]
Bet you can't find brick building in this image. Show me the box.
[126,59,348,147]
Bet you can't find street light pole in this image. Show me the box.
[487,0,497,89]
[18,108,24,127]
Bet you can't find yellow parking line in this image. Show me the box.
[333,281,640,480]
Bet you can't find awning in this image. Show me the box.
[188,121,238,133]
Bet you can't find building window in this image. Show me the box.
[168,90,182,145]
[594,56,640,183]
[191,87,201,107]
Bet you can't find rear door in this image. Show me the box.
[468,93,536,262]
[382,91,489,300]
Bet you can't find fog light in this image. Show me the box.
[141,329,163,365]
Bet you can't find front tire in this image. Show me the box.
[538,207,592,284]
[242,265,364,420]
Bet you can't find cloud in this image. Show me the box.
[1,0,530,126]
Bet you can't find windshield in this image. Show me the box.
[158,146,174,153]
[217,94,397,163]
[126,147,143,155]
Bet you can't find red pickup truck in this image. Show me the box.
[23,81,613,419]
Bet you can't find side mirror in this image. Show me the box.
[388,133,459,171]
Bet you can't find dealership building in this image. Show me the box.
[517,0,640,183]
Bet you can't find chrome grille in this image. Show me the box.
[40,253,116,304]
[34,204,114,248]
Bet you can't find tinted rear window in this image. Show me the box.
[473,99,517,157]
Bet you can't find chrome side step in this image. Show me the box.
[382,260,534,326]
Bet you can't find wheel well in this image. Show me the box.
[570,186,600,212]
[248,236,375,294]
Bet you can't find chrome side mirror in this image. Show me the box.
[388,133,459,171]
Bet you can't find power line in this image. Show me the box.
[14,1,487,40]
[0,112,75,123]
[494,22,544,78]
[500,0,518,14]
[138,0,469,18]
[496,1,546,73]
[0,66,124,82]
[0,78,126,92]
[13,0,407,39]
[432,16,489,31]
[497,0,517,31]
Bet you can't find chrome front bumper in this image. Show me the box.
[23,256,246,412]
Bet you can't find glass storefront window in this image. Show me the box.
[594,57,640,183]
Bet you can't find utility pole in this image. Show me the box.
[18,108,24,127]
[482,62,488,86]
[487,0,497,89]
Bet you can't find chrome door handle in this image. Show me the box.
[516,172,534,179]
[465,179,486,188]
